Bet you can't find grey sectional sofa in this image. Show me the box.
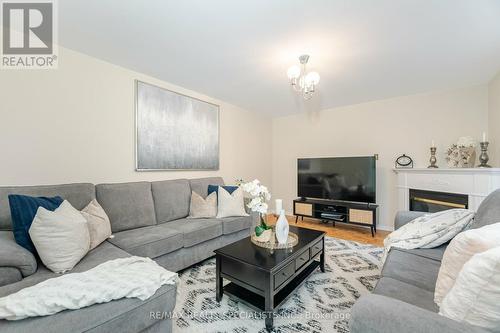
[0,177,255,333]
[350,189,500,333]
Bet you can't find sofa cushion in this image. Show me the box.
[151,179,191,223]
[189,177,224,198]
[472,188,500,229]
[0,278,176,333]
[0,231,37,277]
[435,223,500,307]
[171,218,222,247]
[155,228,250,273]
[188,191,217,219]
[350,294,486,333]
[29,200,90,274]
[382,248,441,292]
[394,211,428,230]
[0,268,21,287]
[395,243,448,262]
[0,183,95,231]
[374,277,438,312]
[207,184,238,196]
[0,242,161,331]
[96,182,156,232]
[0,241,130,298]
[81,199,112,250]
[108,225,183,258]
[439,246,500,330]
[216,187,248,218]
[220,216,253,234]
[8,195,63,253]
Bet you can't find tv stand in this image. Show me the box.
[293,198,378,237]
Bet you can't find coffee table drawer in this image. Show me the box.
[274,262,294,289]
[295,250,310,271]
[311,240,323,257]
[220,256,266,291]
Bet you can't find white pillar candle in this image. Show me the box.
[275,199,283,214]
[431,140,435,148]
[483,132,487,142]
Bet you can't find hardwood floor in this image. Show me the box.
[266,214,389,247]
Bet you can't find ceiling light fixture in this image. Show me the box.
[287,54,320,100]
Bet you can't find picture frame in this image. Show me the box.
[135,80,220,170]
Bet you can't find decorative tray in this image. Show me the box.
[251,231,298,249]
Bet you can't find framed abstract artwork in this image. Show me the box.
[135,80,220,170]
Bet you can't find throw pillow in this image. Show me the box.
[439,246,500,331]
[434,222,500,306]
[207,185,238,196]
[29,200,90,273]
[216,187,249,218]
[8,195,64,253]
[81,199,112,250]
[188,191,217,218]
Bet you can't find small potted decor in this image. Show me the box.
[238,179,272,242]
[446,136,477,168]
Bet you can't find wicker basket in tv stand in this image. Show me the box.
[293,198,378,237]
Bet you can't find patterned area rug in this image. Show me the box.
[173,237,383,333]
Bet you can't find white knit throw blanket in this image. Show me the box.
[382,209,475,263]
[0,256,178,320]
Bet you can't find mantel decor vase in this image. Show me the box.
[275,210,289,245]
[446,145,476,168]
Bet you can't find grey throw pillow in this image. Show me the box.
[188,191,217,218]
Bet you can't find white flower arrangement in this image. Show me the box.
[446,136,477,168]
[456,136,476,148]
[238,179,271,214]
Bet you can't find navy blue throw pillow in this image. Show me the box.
[207,185,238,196]
[8,195,64,253]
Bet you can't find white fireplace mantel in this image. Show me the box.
[394,168,500,211]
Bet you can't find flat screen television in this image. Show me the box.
[298,156,376,203]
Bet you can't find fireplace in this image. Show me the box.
[394,168,500,217]
[409,189,468,213]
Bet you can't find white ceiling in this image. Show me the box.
[59,0,500,116]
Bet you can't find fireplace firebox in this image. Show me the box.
[409,189,468,213]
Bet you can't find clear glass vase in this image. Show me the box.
[260,213,267,227]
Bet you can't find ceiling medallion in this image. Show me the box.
[287,54,320,100]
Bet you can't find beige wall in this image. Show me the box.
[271,86,489,230]
[0,47,272,187]
[0,45,496,232]
[489,71,500,167]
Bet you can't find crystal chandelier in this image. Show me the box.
[287,54,320,100]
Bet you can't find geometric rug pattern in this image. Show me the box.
[173,237,383,333]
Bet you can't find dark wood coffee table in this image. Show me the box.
[214,226,325,331]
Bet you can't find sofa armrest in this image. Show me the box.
[350,294,488,333]
[0,231,37,277]
[394,211,428,230]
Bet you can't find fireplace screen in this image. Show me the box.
[409,189,468,213]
